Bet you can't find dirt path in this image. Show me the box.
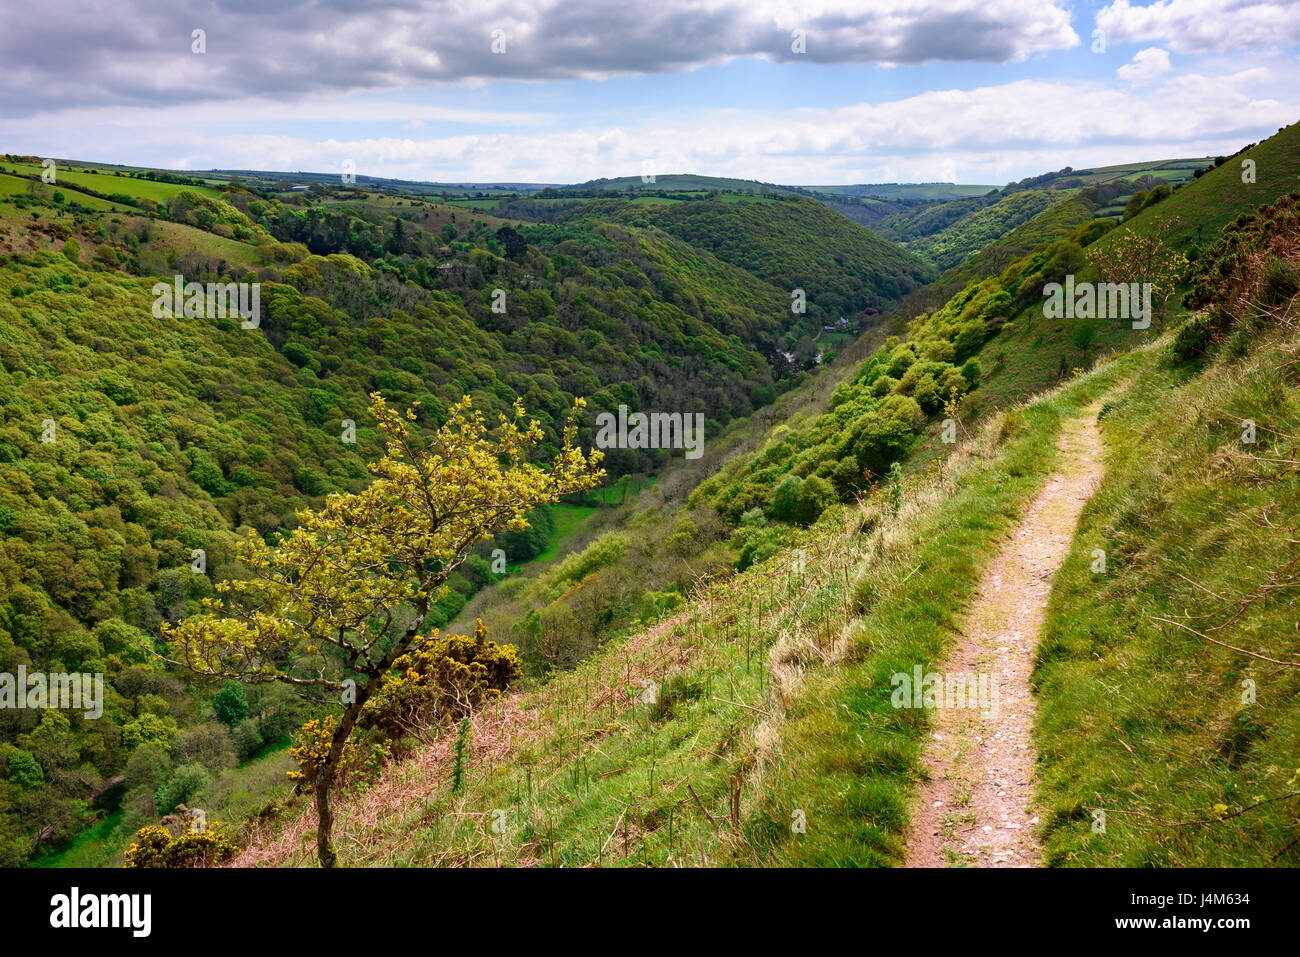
[904,402,1106,868]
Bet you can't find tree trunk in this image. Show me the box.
[312,594,432,867]
[314,698,365,868]
[314,773,336,868]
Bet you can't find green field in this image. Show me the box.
[1070,157,1212,187]
[2,161,223,203]
[527,503,602,564]
[0,171,135,211]
[808,183,997,200]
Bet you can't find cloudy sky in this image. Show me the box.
[2,0,1298,186]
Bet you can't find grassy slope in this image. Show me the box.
[2,162,223,203]
[911,189,1067,270]
[0,172,134,212]
[1035,320,1300,866]
[240,301,1300,868]
[525,503,599,565]
[1091,122,1300,254]
[1070,157,1211,187]
[132,217,261,269]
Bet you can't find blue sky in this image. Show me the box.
[2,0,1297,186]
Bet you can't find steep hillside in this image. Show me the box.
[1090,121,1300,254]
[585,195,937,319]
[897,188,1066,270]
[946,193,1098,282]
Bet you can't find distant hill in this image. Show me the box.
[572,173,798,194]
[805,182,997,200]
[563,194,937,319]
[881,188,1066,270]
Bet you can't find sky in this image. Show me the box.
[2,0,1298,186]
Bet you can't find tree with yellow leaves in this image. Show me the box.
[163,392,603,867]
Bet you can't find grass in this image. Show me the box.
[1092,123,1300,255]
[528,503,601,565]
[132,217,262,269]
[0,172,134,212]
[30,811,124,869]
[2,162,223,203]
[969,299,1162,411]
[1070,157,1211,187]
[1034,316,1300,866]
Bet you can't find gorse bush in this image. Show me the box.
[287,716,357,796]
[123,821,239,868]
[362,619,522,740]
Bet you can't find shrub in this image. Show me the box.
[793,474,835,525]
[360,619,522,742]
[1172,314,1214,364]
[6,749,44,790]
[123,712,179,752]
[769,475,802,523]
[213,680,248,728]
[154,763,212,816]
[123,822,238,868]
[287,716,357,795]
[552,531,626,584]
[1123,190,1147,220]
[731,521,786,571]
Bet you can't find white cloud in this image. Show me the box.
[1117,47,1172,82]
[0,0,1080,113]
[1097,0,1300,54]
[5,61,1291,185]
